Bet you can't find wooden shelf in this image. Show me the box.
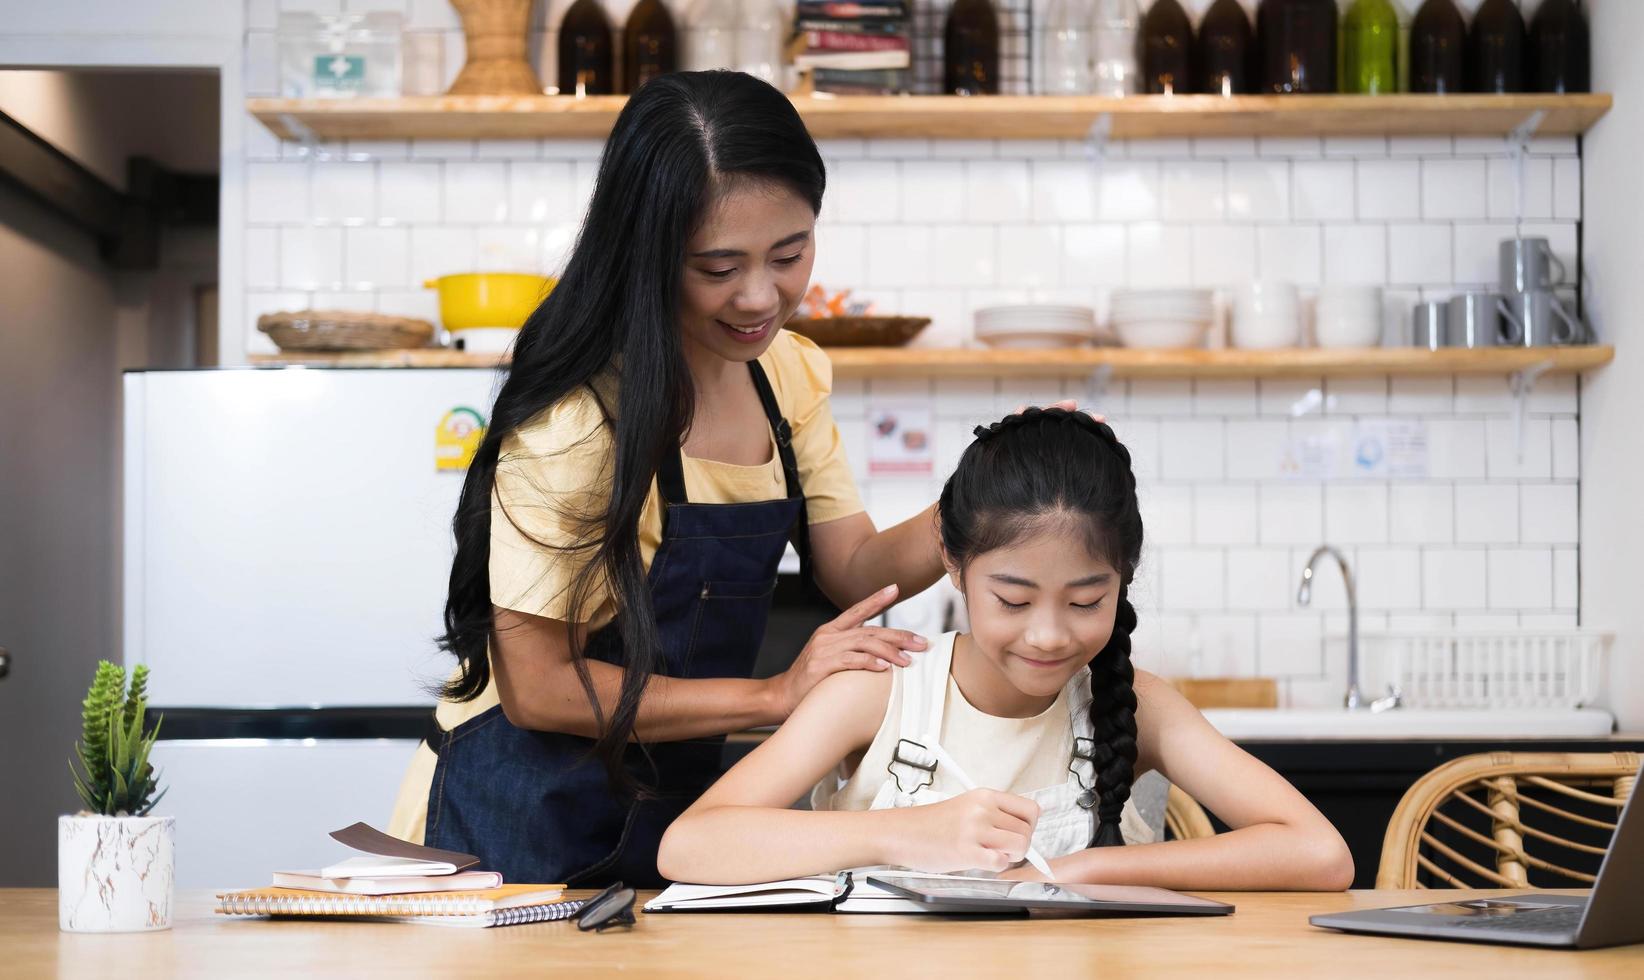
[248,93,1612,143]
[249,345,1615,378]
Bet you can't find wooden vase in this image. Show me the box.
[447,0,543,96]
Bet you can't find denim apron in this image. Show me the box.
[423,360,811,888]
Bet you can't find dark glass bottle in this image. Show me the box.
[1256,0,1337,94]
[558,0,615,97]
[1198,0,1253,96]
[1409,0,1466,94]
[944,0,1001,95]
[1141,0,1195,95]
[1468,0,1525,94]
[1528,0,1590,94]
[622,0,677,94]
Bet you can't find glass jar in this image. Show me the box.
[1091,0,1140,97]
[1038,0,1096,95]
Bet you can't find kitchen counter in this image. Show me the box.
[9,888,1639,977]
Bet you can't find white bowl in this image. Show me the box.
[976,329,1093,350]
[974,305,1096,336]
[1112,288,1214,313]
[1113,318,1210,349]
[1315,314,1384,348]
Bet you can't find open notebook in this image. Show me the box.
[644,870,1010,914]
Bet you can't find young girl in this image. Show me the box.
[659,408,1354,890]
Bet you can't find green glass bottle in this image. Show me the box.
[1341,0,1399,94]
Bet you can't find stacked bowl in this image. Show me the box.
[974,305,1098,349]
[1109,289,1215,348]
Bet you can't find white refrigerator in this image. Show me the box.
[123,366,501,887]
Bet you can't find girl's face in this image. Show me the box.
[679,180,817,364]
[950,522,1121,704]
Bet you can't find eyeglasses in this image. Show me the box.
[576,881,637,932]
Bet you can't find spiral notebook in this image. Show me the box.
[216,884,568,922]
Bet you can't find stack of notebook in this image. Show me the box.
[793,1,912,94]
[215,823,572,928]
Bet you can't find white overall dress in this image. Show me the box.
[813,631,1156,863]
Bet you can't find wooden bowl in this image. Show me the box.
[786,316,930,347]
[258,310,435,351]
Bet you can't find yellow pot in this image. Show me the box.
[424,273,555,331]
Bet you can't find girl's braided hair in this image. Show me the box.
[937,407,1142,847]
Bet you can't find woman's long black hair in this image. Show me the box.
[937,408,1144,848]
[437,72,826,793]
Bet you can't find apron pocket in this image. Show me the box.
[678,578,779,677]
[700,578,778,600]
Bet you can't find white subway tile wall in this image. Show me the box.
[242,1,1585,707]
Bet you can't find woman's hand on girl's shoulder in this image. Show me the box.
[766,584,928,719]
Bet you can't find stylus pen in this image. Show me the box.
[923,736,1058,882]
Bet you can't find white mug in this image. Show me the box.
[1232,282,1300,349]
[1314,285,1384,348]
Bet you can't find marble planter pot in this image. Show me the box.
[58,814,174,932]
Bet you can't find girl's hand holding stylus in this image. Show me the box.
[768,584,927,717]
[887,789,1042,874]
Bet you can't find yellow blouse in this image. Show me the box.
[388,330,865,843]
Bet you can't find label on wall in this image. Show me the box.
[1282,419,1427,480]
[867,405,934,476]
[436,407,487,471]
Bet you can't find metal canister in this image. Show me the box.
[1412,301,1447,350]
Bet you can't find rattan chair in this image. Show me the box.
[1164,784,1215,841]
[1377,751,1639,889]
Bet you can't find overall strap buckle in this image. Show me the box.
[887,738,937,796]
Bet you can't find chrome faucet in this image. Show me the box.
[1297,545,1366,711]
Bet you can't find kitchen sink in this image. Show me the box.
[1202,707,1616,740]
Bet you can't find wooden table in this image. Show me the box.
[6,889,1639,978]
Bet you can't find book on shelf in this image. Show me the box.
[795,18,910,35]
[797,1,909,19]
[803,30,910,53]
[796,50,912,71]
[811,67,913,94]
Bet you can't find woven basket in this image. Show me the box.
[447,0,542,96]
[258,310,436,351]
[786,316,930,347]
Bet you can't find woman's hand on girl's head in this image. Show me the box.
[767,584,929,718]
[885,789,1042,875]
[1007,399,1105,425]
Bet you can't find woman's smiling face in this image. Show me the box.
[679,179,817,363]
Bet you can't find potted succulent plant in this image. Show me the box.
[59,661,172,932]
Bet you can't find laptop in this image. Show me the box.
[1310,767,1644,949]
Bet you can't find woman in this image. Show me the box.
[387,71,954,888]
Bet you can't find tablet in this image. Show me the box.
[865,876,1235,916]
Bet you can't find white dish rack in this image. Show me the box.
[1359,630,1611,710]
